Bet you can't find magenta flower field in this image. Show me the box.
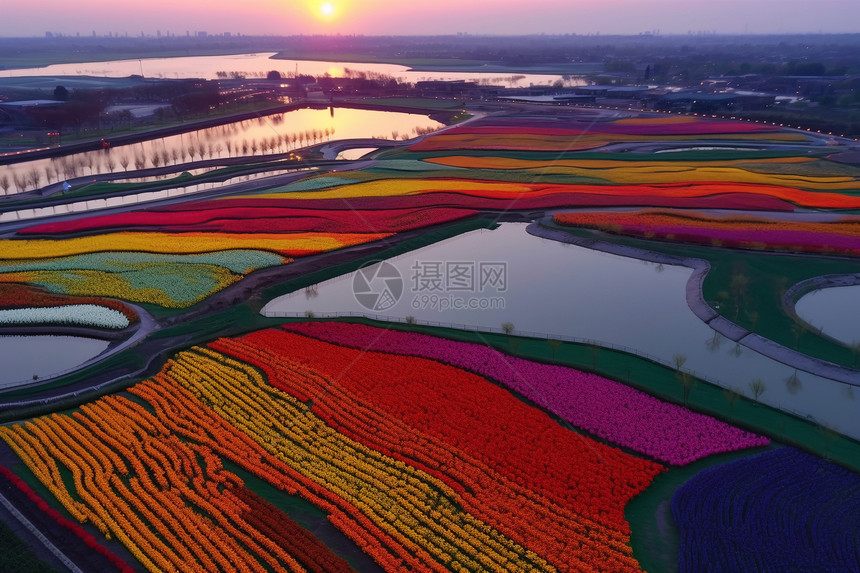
[284,322,769,465]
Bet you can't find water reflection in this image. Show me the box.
[263,223,860,439]
[1,107,441,195]
[0,53,575,87]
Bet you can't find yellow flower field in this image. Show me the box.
[0,231,392,259]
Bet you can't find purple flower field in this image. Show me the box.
[284,322,769,465]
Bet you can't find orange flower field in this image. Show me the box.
[0,326,683,573]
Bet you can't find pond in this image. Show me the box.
[263,222,859,439]
[0,335,110,388]
[1,107,441,195]
[336,147,378,160]
[795,285,860,346]
[0,53,575,87]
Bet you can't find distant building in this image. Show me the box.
[0,100,66,128]
[655,91,775,113]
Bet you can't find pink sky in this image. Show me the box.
[6,0,860,37]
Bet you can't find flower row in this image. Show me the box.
[0,394,351,573]
[21,206,477,236]
[253,175,860,210]
[130,376,417,573]
[0,283,137,323]
[1,264,240,309]
[212,332,651,572]
[1,231,384,259]
[0,250,286,276]
[285,322,769,465]
[167,345,559,572]
[424,156,856,191]
[672,448,860,572]
[554,209,860,256]
[0,304,130,329]
[408,124,801,152]
[0,464,133,572]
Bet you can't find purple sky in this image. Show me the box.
[6,0,860,37]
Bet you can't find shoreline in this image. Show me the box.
[527,221,860,387]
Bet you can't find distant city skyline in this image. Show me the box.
[4,0,860,38]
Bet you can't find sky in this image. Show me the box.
[5,0,860,37]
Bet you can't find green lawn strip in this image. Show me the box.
[542,220,860,369]
[703,249,860,366]
[625,444,780,573]
[221,460,382,573]
[738,157,860,177]
[0,516,59,573]
[280,316,860,473]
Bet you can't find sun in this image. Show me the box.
[319,2,336,19]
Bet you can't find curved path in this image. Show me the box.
[783,273,860,346]
[0,302,159,392]
[526,221,860,387]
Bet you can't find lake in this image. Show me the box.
[263,222,860,439]
[0,107,441,195]
[0,335,110,388]
[0,53,574,87]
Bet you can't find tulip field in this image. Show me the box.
[672,447,860,572]
[1,109,858,571]
[554,209,860,256]
[0,324,768,572]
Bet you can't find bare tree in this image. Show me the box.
[723,387,742,409]
[13,173,27,192]
[749,379,766,402]
[673,354,694,405]
[785,370,802,394]
[119,154,130,171]
[0,174,9,195]
[29,168,43,190]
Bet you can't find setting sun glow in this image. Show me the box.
[319,2,336,19]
